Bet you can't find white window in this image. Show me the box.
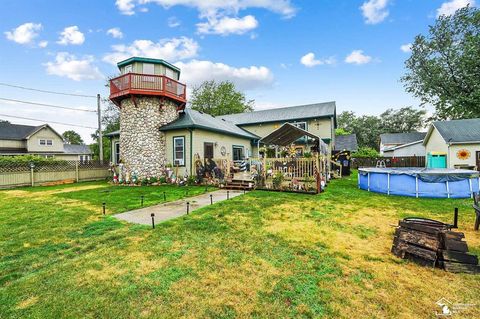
[165,68,175,79]
[39,139,53,146]
[173,137,185,166]
[79,155,90,163]
[143,63,155,75]
[292,121,307,131]
[123,64,132,74]
[114,142,120,164]
[44,155,55,159]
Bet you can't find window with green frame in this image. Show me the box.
[232,145,244,161]
[173,136,185,166]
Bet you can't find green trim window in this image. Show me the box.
[232,145,244,161]
[173,136,185,166]
[114,142,120,164]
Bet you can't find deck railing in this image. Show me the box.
[109,73,186,102]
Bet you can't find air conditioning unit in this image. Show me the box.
[174,159,184,166]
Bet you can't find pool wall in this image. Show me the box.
[358,169,480,198]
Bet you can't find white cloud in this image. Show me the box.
[103,37,199,65]
[107,27,124,39]
[300,52,336,67]
[4,22,42,45]
[197,15,258,35]
[175,60,273,91]
[345,50,372,65]
[116,0,135,15]
[400,43,412,53]
[38,40,48,48]
[116,0,296,18]
[360,0,390,24]
[168,16,181,28]
[437,0,475,17]
[57,26,85,45]
[44,52,103,81]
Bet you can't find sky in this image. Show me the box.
[0,0,476,143]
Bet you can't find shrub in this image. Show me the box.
[272,171,284,189]
[351,147,379,158]
[0,155,65,166]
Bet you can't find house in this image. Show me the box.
[107,56,337,178]
[423,118,480,169]
[380,132,426,157]
[107,103,336,176]
[334,134,358,152]
[0,122,92,161]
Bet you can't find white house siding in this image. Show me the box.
[383,142,425,157]
[448,143,480,168]
[27,127,64,153]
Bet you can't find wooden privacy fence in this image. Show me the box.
[351,156,426,169]
[0,161,110,188]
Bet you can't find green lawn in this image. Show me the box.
[0,175,479,318]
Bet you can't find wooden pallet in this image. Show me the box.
[391,218,480,274]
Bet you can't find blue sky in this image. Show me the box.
[0,0,476,142]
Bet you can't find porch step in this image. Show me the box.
[225,179,254,190]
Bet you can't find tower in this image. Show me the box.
[109,57,186,178]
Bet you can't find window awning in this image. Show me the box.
[259,123,328,154]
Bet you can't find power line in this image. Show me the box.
[0,113,97,129]
[0,97,97,113]
[0,82,97,98]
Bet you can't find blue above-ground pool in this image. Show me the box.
[358,167,480,198]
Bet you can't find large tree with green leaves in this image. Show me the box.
[337,106,427,150]
[62,130,84,145]
[402,6,480,120]
[190,80,254,116]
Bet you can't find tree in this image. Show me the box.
[62,130,84,145]
[379,107,427,133]
[190,80,254,116]
[335,128,351,136]
[0,119,10,124]
[402,6,480,120]
[337,107,426,150]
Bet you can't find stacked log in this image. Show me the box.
[392,218,479,274]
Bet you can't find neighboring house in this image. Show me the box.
[0,122,92,161]
[380,132,427,157]
[423,118,480,169]
[334,134,358,152]
[107,56,337,178]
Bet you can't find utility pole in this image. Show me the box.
[97,94,103,164]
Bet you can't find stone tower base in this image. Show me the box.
[119,97,178,178]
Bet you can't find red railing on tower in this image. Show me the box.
[109,73,187,104]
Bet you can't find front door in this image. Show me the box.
[204,142,214,160]
[477,151,480,171]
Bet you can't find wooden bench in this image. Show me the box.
[473,193,480,231]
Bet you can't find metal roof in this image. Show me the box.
[334,134,358,151]
[116,56,181,73]
[217,101,337,126]
[432,118,480,143]
[0,122,40,140]
[63,144,92,154]
[380,132,426,145]
[105,130,120,137]
[159,108,259,139]
[259,123,328,155]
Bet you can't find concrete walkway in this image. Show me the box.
[114,189,244,225]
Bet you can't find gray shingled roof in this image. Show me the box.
[0,122,40,140]
[433,118,480,143]
[63,144,92,154]
[334,134,358,151]
[380,132,426,145]
[159,108,259,139]
[217,102,336,126]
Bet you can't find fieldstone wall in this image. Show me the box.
[119,97,178,178]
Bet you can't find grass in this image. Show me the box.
[0,174,479,318]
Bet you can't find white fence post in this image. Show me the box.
[30,166,34,187]
[75,161,79,183]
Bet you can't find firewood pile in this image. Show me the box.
[392,218,479,274]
